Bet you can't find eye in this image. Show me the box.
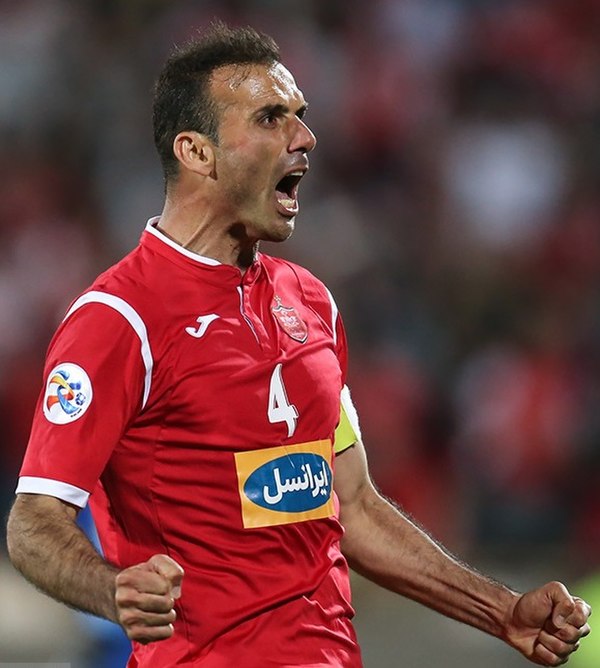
[260,111,280,127]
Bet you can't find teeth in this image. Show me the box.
[289,171,303,176]
[277,195,296,209]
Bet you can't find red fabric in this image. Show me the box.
[20,224,362,667]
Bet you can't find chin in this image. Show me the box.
[266,217,295,243]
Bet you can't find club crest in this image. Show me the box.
[272,296,308,343]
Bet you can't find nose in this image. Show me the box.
[289,117,317,154]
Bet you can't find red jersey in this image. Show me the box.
[17,219,363,668]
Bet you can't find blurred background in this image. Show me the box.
[1,0,599,666]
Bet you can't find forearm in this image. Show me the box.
[7,494,119,622]
[340,487,519,640]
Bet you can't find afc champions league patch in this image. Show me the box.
[42,362,93,424]
[271,296,308,343]
[235,440,335,529]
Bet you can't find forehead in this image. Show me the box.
[210,62,305,111]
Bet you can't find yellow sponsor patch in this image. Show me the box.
[235,439,335,529]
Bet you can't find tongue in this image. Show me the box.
[276,191,297,212]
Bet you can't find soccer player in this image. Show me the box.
[6,23,591,668]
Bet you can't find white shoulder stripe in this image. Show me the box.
[16,476,90,508]
[63,291,153,409]
[325,288,339,346]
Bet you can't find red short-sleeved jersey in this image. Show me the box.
[17,220,363,668]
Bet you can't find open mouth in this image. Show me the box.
[275,171,305,216]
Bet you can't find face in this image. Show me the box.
[209,62,317,242]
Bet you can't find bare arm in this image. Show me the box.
[334,441,591,666]
[7,494,119,620]
[7,493,183,644]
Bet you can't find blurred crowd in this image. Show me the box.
[1,0,600,585]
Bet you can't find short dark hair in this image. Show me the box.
[152,22,281,183]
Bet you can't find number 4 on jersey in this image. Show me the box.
[268,363,298,438]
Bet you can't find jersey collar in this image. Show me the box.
[142,217,263,285]
[144,217,222,266]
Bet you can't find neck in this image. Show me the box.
[158,195,259,271]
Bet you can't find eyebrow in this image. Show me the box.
[254,102,309,119]
[297,102,309,118]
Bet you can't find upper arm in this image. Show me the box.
[333,380,369,509]
[17,297,147,507]
[334,439,375,515]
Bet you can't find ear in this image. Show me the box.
[172,131,215,177]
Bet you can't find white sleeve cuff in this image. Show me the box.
[15,476,90,508]
[341,385,362,441]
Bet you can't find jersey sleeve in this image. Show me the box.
[16,295,148,507]
[325,288,362,454]
[334,385,362,454]
[325,286,348,386]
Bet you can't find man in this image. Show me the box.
[6,23,591,668]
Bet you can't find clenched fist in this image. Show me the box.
[505,581,591,666]
[114,554,184,644]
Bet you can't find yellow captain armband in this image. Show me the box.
[334,385,362,454]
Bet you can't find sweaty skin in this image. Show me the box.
[159,62,316,269]
[334,441,591,667]
[7,494,183,644]
[6,60,316,647]
[6,57,592,664]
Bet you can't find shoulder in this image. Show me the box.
[92,245,152,302]
[260,254,332,297]
[59,244,169,348]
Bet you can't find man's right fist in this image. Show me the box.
[114,554,185,644]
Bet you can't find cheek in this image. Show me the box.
[224,144,275,200]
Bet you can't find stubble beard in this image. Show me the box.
[266,215,295,243]
[221,174,296,245]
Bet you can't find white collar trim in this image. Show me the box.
[145,217,222,266]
